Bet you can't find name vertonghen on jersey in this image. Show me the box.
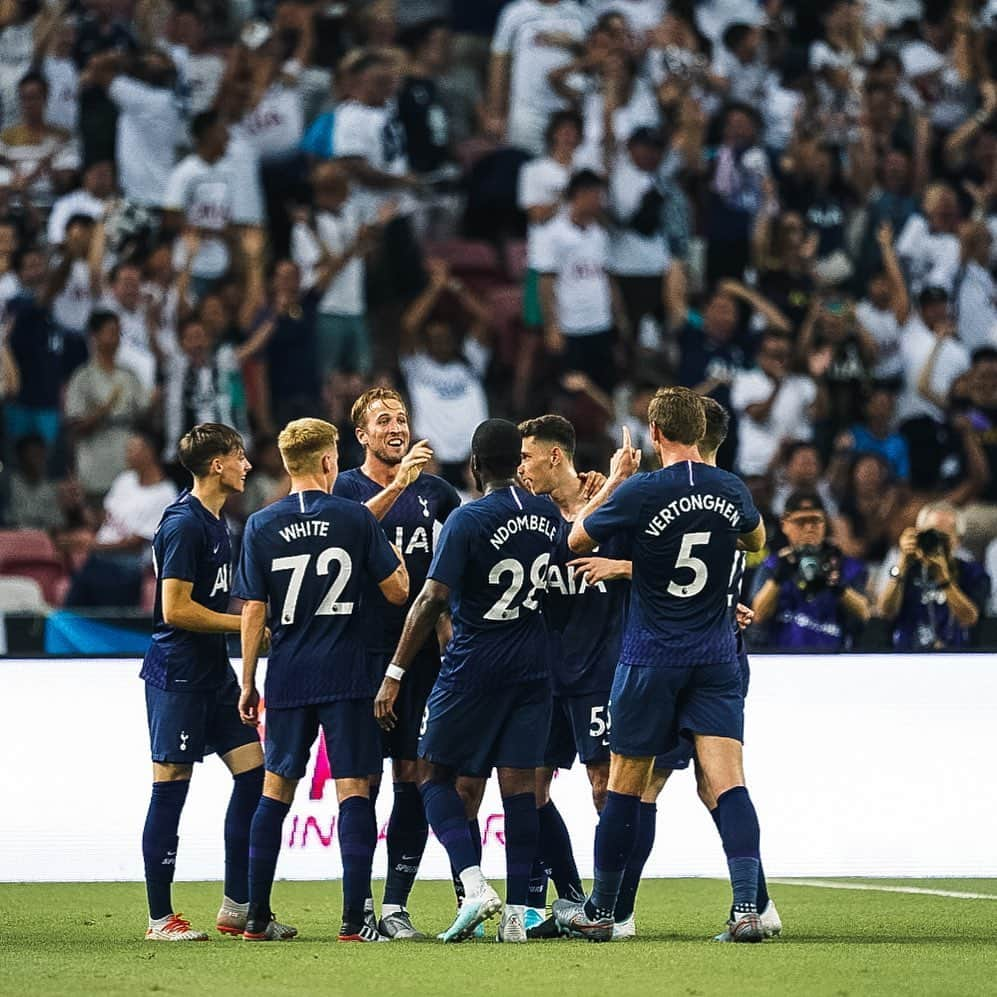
[645,493,744,536]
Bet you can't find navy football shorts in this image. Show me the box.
[373,646,441,762]
[146,674,259,764]
[653,649,750,771]
[544,692,612,770]
[419,678,552,777]
[264,698,381,780]
[609,658,744,760]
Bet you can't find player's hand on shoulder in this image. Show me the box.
[374,676,400,730]
[394,439,433,489]
[569,556,628,584]
[609,427,641,482]
[239,686,261,727]
[578,469,608,499]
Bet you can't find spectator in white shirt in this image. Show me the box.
[895,285,971,426]
[333,51,419,219]
[65,430,177,608]
[399,258,492,486]
[168,4,225,116]
[895,182,962,296]
[47,159,114,247]
[516,108,582,410]
[855,221,907,380]
[84,49,182,208]
[291,161,383,379]
[486,0,589,155]
[953,220,997,353]
[37,13,79,134]
[532,168,625,392]
[48,214,97,334]
[731,330,822,478]
[99,260,161,389]
[713,22,770,106]
[162,109,264,292]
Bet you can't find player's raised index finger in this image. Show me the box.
[622,426,632,450]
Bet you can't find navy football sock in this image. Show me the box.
[420,782,479,878]
[142,780,190,920]
[248,795,290,913]
[585,791,640,920]
[715,786,761,913]
[338,795,376,926]
[369,778,381,811]
[502,793,538,907]
[528,857,549,909]
[383,781,428,907]
[614,802,657,922]
[537,800,584,901]
[223,766,263,904]
[756,863,770,911]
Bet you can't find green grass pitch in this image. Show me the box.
[3,879,997,996]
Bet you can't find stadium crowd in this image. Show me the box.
[0,0,994,648]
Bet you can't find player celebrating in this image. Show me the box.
[517,414,630,932]
[553,388,768,943]
[140,424,287,942]
[374,419,561,944]
[609,397,780,940]
[334,387,461,939]
[235,419,409,942]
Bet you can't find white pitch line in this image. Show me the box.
[767,878,997,901]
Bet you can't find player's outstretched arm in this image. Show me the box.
[374,579,450,730]
[162,578,242,633]
[378,544,410,606]
[239,599,268,726]
[364,440,435,521]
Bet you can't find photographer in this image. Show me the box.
[877,502,990,651]
[751,491,870,650]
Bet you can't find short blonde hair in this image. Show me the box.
[278,418,339,476]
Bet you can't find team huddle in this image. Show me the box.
[139,384,781,945]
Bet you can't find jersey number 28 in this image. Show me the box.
[271,548,353,625]
[483,553,550,621]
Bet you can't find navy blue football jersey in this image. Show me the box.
[583,461,760,668]
[140,491,234,693]
[544,524,628,697]
[233,490,400,708]
[333,469,461,652]
[428,485,560,690]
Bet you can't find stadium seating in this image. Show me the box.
[0,530,68,607]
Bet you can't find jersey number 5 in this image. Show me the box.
[483,553,551,621]
[667,531,710,598]
[271,548,354,625]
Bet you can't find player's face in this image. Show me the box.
[518,437,555,494]
[360,398,410,465]
[217,447,252,494]
[782,511,826,548]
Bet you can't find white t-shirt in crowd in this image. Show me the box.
[575,77,659,171]
[184,52,226,116]
[955,261,997,353]
[47,188,105,246]
[895,214,960,295]
[109,77,182,207]
[163,148,263,279]
[42,55,79,133]
[0,18,34,129]
[238,81,304,161]
[517,155,571,262]
[895,314,971,423]
[96,470,178,545]
[100,293,158,389]
[531,211,612,335]
[731,369,818,476]
[855,299,904,380]
[712,47,771,106]
[608,152,672,277]
[291,207,365,317]
[51,259,92,334]
[492,0,588,151]
[400,338,491,463]
[333,99,410,216]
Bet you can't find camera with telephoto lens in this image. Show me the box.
[795,544,836,592]
[916,528,948,558]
